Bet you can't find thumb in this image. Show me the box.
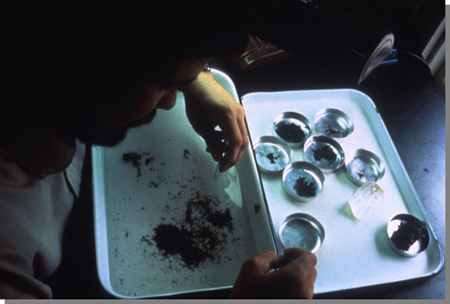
[241,251,278,276]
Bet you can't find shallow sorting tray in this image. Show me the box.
[241,89,443,295]
[92,69,275,298]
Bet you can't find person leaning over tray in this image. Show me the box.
[0,4,324,299]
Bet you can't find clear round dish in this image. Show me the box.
[304,135,345,173]
[278,213,325,253]
[386,213,430,257]
[346,149,385,186]
[314,108,354,138]
[273,111,312,148]
[254,135,292,174]
[282,161,325,202]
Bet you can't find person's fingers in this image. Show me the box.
[202,129,226,162]
[301,267,316,299]
[265,260,316,299]
[240,251,278,276]
[220,111,244,172]
[232,249,316,299]
[236,106,249,162]
[270,248,302,269]
[273,248,317,269]
[282,253,317,276]
[310,266,318,283]
[232,252,277,299]
[158,90,177,110]
[286,257,316,298]
[270,248,316,270]
[263,249,317,298]
[254,251,279,273]
[207,148,221,162]
[205,141,224,161]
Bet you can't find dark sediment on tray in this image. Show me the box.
[150,193,234,269]
[122,152,143,177]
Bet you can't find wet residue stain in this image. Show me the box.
[183,149,191,159]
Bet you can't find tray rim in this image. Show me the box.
[91,68,277,299]
[240,88,444,293]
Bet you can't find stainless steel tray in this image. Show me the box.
[241,89,444,295]
[92,69,275,298]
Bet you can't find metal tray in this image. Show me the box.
[241,89,444,295]
[92,69,275,298]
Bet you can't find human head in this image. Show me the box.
[0,26,249,176]
[3,28,249,147]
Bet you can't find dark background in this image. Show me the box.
[254,0,445,55]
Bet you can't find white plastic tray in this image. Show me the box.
[92,69,275,298]
[241,89,444,295]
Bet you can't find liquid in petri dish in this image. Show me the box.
[255,143,290,172]
[349,158,382,184]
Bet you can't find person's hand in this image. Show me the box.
[183,71,248,172]
[231,249,317,299]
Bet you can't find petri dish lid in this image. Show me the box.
[386,213,430,257]
[273,111,312,148]
[282,161,325,202]
[314,108,354,138]
[278,213,325,253]
[254,136,291,174]
[304,135,345,173]
[346,149,385,186]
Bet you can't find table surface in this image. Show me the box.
[50,50,445,299]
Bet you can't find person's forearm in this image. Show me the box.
[182,70,221,102]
